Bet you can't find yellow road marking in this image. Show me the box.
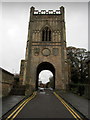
[55,93,81,119]
[53,92,83,120]
[61,100,78,119]
[6,92,36,120]
[11,96,35,120]
[60,97,81,119]
[6,91,82,120]
[6,97,30,120]
[54,92,78,119]
[58,96,78,120]
[6,96,33,120]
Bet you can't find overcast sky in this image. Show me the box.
[1,2,88,75]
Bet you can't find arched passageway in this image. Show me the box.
[36,62,55,90]
[39,70,53,84]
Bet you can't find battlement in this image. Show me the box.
[34,10,61,15]
[30,6,64,15]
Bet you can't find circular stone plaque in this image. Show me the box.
[42,48,51,56]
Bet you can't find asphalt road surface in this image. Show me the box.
[14,89,75,119]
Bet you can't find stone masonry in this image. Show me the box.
[20,6,69,96]
[0,67,14,97]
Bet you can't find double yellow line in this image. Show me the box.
[5,92,37,120]
[53,92,83,120]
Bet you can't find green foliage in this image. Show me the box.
[46,76,54,88]
[46,82,50,88]
[69,83,86,96]
[49,76,54,88]
[67,46,89,84]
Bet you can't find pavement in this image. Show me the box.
[15,89,75,118]
[1,89,90,119]
[1,95,25,117]
[56,90,90,119]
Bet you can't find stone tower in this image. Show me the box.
[20,6,69,95]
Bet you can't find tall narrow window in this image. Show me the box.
[42,27,51,41]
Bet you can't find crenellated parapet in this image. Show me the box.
[34,10,61,15]
[30,6,64,15]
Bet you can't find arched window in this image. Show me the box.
[42,27,51,41]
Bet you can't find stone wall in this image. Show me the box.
[0,67,14,97]
[19,60,25,85]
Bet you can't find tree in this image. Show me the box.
[67,46,89,84]
[49,76,54,88]
[46,82,50,88]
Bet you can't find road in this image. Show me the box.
[10,89,76,119]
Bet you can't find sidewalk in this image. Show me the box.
[56,90,90,119]
[2,95,25,117]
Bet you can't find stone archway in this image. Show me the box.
[36,62,55,90]
[19,6,69,96]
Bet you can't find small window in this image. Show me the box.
[42,27,51,41]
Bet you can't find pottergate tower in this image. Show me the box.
[20,6,69,95]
